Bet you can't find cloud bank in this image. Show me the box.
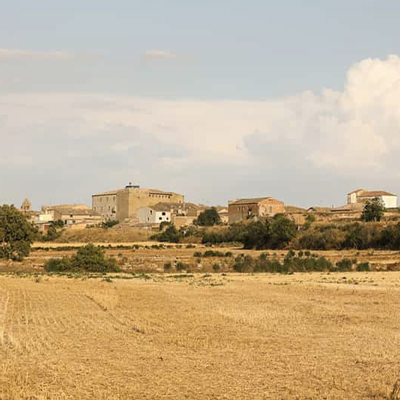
[1,55,400,207]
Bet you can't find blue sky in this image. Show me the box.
[1,1,400,209]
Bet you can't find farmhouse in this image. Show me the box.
[228,197,285,223]
[347,189,397,208]
[92,183,184,222]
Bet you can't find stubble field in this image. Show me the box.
[1,271,400,399]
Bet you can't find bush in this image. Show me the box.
[232,255,254,273]
[335,258,353,272]
[176,261,186,271]
[101,220,119,229]
[164,262,172,271]
[151,224,182,243]
[380,223,400,250]
[356,262,370,271]
[212,263,221,272]
[44,244,119,273]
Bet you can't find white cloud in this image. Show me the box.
[143,49,177,60]
[1,54,400,206]
[0,48,74,61]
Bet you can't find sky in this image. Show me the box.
[1,0,400,209]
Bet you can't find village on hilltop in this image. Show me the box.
[17,184,399,233]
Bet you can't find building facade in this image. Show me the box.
[92,184,184,222]
[137,206,171,224]
[228,197,285,223]
[347,189,397,208]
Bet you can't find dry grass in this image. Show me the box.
[0,272,400,399]
[54,227,153,243]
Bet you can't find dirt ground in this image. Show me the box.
[1,272,400,399]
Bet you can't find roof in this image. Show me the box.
[54,208,100,216]
[150,202,184,212]
[139,204,172,212]
[307,207,333,213]
[348,189,396,197]
[348,189,364,195]
[92,190,119,197]
[331,203,364,212]
[229,197,281,206]
[358,190,396,197]
[285,205,306,213]
[42,204,91,211]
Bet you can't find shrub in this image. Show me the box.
[44,244,119,273]
[101,220,119,229]
[151,224,182,243]
[232,255,254,272]
[356,262,370,272]
[335,258,353,272]
[164,262,172,271]
[212,263,221,272]
[176,261,186,271]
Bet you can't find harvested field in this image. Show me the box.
[6,245,400,274]
[0,272,400,399]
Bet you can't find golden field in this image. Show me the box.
[1,271,400,399]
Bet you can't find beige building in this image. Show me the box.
[34,204,102,231]
[228,197,285,223]
[92,184,184,222]
[347,189,397,208]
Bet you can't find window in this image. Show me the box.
[159,217,162,220]
[269,206,273,213]
[162,212,166,216]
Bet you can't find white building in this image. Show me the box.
[347,189,397,208]
[137,206,171,224]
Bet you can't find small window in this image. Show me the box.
[159,217,162,220]
[162,212,166,216]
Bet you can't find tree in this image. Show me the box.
[269,214,297,249]
[361,198,385,222]
[195,208,221,226]
[0,205,36,261]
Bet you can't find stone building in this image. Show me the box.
[92,184,184,222]
[228,197,285,223]
[347,189,397,208]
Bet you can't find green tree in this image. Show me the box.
[361,198,385,222]
[0,205,36,261]
[269,214,297,249]
[195,208,221,226]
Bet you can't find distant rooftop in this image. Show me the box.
[230,197,278,205]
